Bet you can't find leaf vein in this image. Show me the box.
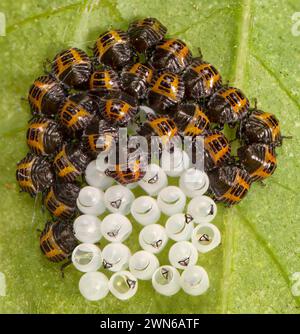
[252,53,300,110]
[170,6,238,37]
[6,1,90,34]
[270,179,298,195]
[221,0,252,314]
[232,0,252,86]
[236,207,300,308]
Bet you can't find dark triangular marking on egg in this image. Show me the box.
[161,268,169,280]
[107,229,119,238]
[185,214,193,224]
[111,199,122,209]
[199,233,210,242]
[148,173,159,184]
[103,260,113,269]
[151,239,162,248]
[178,257,190,267]
[126,279,136,289]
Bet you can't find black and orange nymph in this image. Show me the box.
[40,220,78,263]
[51,47,92,89]
[121,63,153,100]
[93,30,135,70]
[28,75,66,117]
[208,165,251,206]
[237,109,284,147]
[207,87,249,127]
[59,93,99,133]
[202,130,231,171]
[105,145,147,185]
[138,113,179,151]
[83,116,119,158]
[173,103,210,137]
[43,182,80,221]
[183,57,222,100]
[237,143,277,182]
[147,71,185,113]
[128,17,167,53]
[148,38,193,74]
[99,91,138,126]
[27,117,63,156]
[53,143,90,183]
[16,153,54,197]
[89,69,121,96]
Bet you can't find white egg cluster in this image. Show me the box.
[72,151,221,301]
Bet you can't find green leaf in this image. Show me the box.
[0,0,299,314]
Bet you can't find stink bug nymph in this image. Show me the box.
[173,103,210,137]
[148,38,193,74]
[82,116,119,158]
[93,30,135,70]
[202,130,231,171]
[121,63,153,100]
[183,57,222,100]
[147,71,185,113]
[237,108,284,147]
[51,47,92,89]
[16,153,54,197]
[128,17,167,53]
[53,144,90,183]
[59,93,98,133]
[28,75,66,117]
[105,146,147,185]
[208,165,251,206]
[237,143,277,182]
[40,220,78,264]
[137,113,178,151]
[89,69,121,96]
[99,91,138,126]
[43,182,80,221]
[27,117,63,156]
[207,86,250,128]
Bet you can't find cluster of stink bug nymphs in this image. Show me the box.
[16,18,285,301]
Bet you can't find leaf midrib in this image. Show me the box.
[221,0,300,313]
[2,0,299,313]
[221,0,252,314]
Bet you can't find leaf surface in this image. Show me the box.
[0,0,299,313]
